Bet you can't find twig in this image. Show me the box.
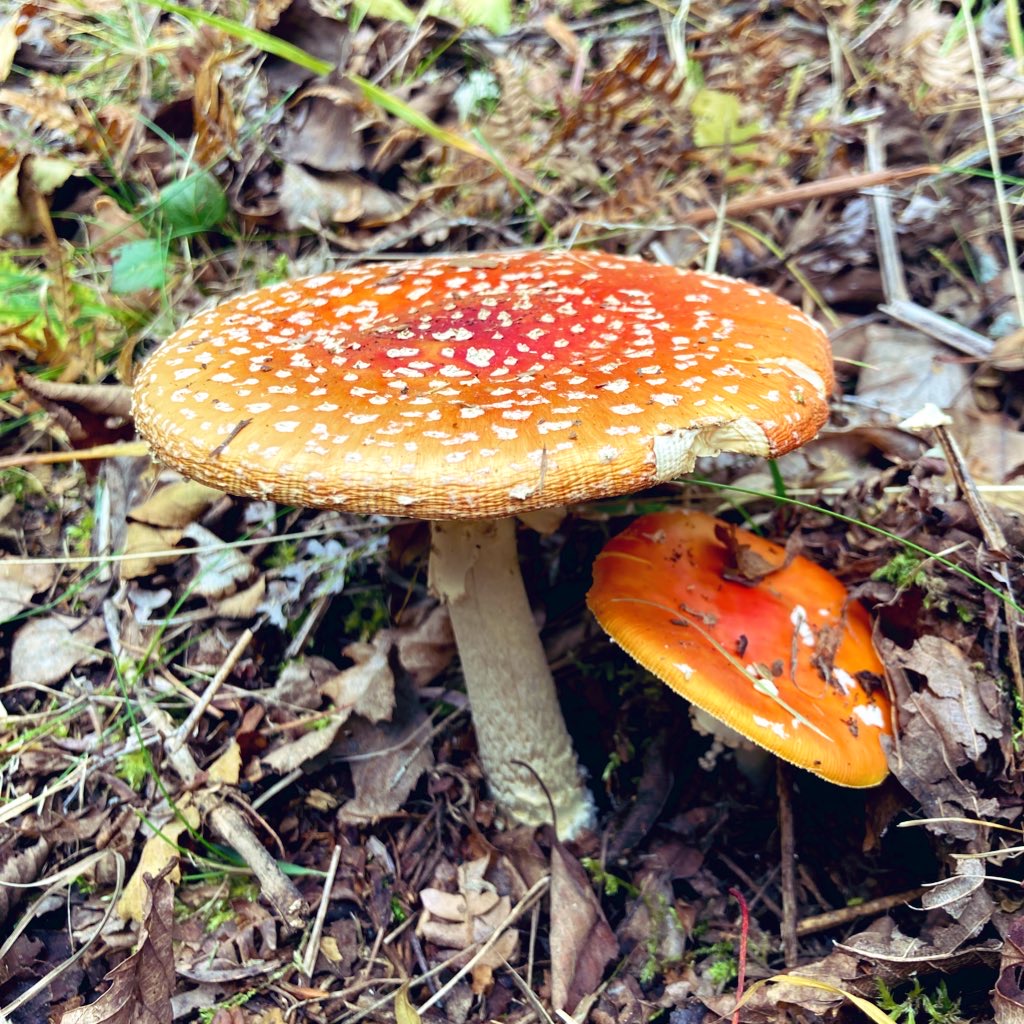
[796,887,928,936]
[865,124,995,360]
[302,844,342,977]
[678,165,939,227]
[776,762,798,968]
[878,298,993,360]
[865,123,909,304]
[717,853,784,921]
[962,0,1024,325]
[140,696,309,930]
[0,440,150,469]
[168,627,254,753]
[931,426,1011,560]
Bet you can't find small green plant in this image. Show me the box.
[110,171,231,296]
[875,978,963,1024]
[581,858,638,898]
[342,589,390,641]
[66,509,97,556]
[115,747,153,791]
[871,551,925,590]
[693,939,738,988]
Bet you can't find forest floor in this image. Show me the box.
[2,1,1024,1022]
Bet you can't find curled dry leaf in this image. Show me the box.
[118,523,183,581]
[883,634,1007,840]
[184,523,254,600]
[60,865,176,1024]
[262,637,396,774]
[0,837,50,927]
[995,915,1024,1024]
[549,841,618,1014]
[10,615,106,687]
[129,481,223,529]
[19,375,133,447]
[0,556,57,619]
[335,675,433,827]
[418,855,518,984]
[117,807,199,924]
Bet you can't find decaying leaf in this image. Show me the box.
[883,635,1009,840]
[184,522,254,599]
[995,914,1024,1024]
[117,808,199,924]
[0,557,57,619]
[418,855,518,989]
[119,523,184,580]
[61,865,176,1024]
[10,615,106,686]
[0,837,50,926]
[129,481,223,529]
[262,636,397,774]
[549,841,618,1013]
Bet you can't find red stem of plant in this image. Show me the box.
[728,887,750,1024]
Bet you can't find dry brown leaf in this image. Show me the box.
[283,87,366,172]
[0,837,50,926]
[277,163,411,230]
[85,196,148,259]
[337,675,433,827]
[0,557,56,618]
[19,375,133,447]
[208,740,242,784]
[262,640,396,773]
[854,327,970,415]
[417,856,518,971]
[212,575,266,619]
[129,481,223,529]
[995,914,1024,1024]
[117,810,198,924]
[185,523,254,599]
[883,635,1007,841]
[10,615,105,686]
[549,841,618,1013]
[119,523,184,580]
[324,635,396,723]
[392,604,455,685]
[0,8,21,83]
[989,328,1024,372]
[61,865,176,1024]
[193,48,239,166]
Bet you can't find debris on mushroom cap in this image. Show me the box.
[586,510,891,787]
[132,251,834,519]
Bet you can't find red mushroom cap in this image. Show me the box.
[586,510,891,787]
[133,250,833,519]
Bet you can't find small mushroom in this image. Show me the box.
[586,510,891,787]
[132,250,835,835]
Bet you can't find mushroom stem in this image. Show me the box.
[429,517,595,838]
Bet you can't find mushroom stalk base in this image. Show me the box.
[430,517,595,838]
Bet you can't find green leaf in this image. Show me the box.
[156,172,229,237]
[427,0,511,33]
[354,0,417,25]
[111,239,167,294]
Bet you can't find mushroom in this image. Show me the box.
[586,510,891,787]
[132,249,834,836]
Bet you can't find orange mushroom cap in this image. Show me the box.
[587,510,891,787]
[132,250,833,520]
